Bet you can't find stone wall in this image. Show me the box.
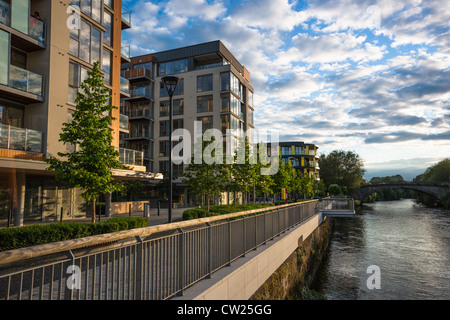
[251,217,332,300]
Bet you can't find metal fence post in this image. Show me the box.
[135,236,143,300]
[207,222,212,278]
[178,228,184,296]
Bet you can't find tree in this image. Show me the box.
[413,158,450,207]
[319,150,365,192]
[182,138,226,211]
[45,62,124,222]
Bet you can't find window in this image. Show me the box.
[248,90,253,107]
[68,61,89,104]
[160,78,183,97]
[70,20,102,65]
[220,72,229,91]
[248,108,254,126]
[295,146,305,155]
[197,116,213,133]
[197,74,213,92]
[281,147,290,156]
[159,59,188,76]
[160,99,184,117]
[104,0,113,9]
[159,140,169,157]
[0,30,9,85]
[10,48,26,69]
[159,119,183,137]
[197,95,213,113]
[102,49,111,84]
[80,0,101,23]
[103,11,112,46]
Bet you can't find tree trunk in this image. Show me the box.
[91,198,96,223]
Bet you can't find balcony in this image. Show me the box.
[126,128,153,140]
[125,87,152,102]
[119,114,129,131]
[121,7,131,29]
[121,43,130,63]
[128,108,153,120]
[0,124,43,154]
[0,65,45,104]
[0,1,46,51]
[120,77,130,97]
[124,68,152,83]
[118,147,143,166]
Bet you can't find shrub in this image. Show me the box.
[0,217,148,250]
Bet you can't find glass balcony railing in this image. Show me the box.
[129,108,153,119]
[29,16,45,43]
[130,87,152,99]
[118,147,143,166]
[119,114,129,130]
[9,65,44,96]
[122,7,131,25]
[0,124,43,153]
[120,77,130,94]
[121,43,130,59]
[129,129,152,139]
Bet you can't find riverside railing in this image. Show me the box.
[315,197,355,213]
[0,200,318,300]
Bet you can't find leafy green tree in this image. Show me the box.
[319,150,365,192]
[45,62,124,222]
[413,158,450,207]
[182,138,226,211]
[254,142,275,202]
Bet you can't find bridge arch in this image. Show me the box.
[352,183,449,203]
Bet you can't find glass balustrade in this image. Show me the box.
[121,43,130,59]
[122,7,131,25]
[120,77,130,94]
[9,65,44,96]
[117,147,143,166]
[119,114,129,130]
[0,124,43,153]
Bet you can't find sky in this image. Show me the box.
[122,0,450,180]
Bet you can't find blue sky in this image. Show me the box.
[122,0,450,180]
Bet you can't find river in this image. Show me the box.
[312,199,450,300]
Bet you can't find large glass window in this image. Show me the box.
[197,74,213,92]
[103,10,112,46]
[80,0,102,23]
[160,99,184,117]
[102,49,111,84]
[248,108,254,126]
[158,59,188,76]
[159,119,183,137]
[160,78,183,97]
[11,0,29,34]
[197,116,213,133]
[70,20,102,65]
[68,61,89,104]
[0,30,9,85]
[197,95,213,113]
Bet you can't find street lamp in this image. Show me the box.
[161,76,180,223]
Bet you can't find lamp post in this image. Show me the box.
[161,76,180,223]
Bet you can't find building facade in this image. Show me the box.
[121,40,255,177]
[274,141,320,181]
[0,0,149,226]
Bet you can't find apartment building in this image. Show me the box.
[0,0,150,226]
[279,141,320,180]
[121,40,255,178]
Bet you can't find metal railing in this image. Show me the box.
[0,201,318,300]
[315,197,355,213]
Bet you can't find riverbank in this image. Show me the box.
[251,217,332,300]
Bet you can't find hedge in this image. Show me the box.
[182,203,275,220]
[0,217,148,250]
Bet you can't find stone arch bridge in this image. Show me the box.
[352,182,449,203]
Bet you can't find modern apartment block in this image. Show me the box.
[0,0,149,226]
[121,40,255,177]
[268,141,320,181]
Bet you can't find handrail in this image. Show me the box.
[0,200,317,266]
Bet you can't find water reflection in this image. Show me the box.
[312,199,450,300]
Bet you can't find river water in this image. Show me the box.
[312,199,450,300]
